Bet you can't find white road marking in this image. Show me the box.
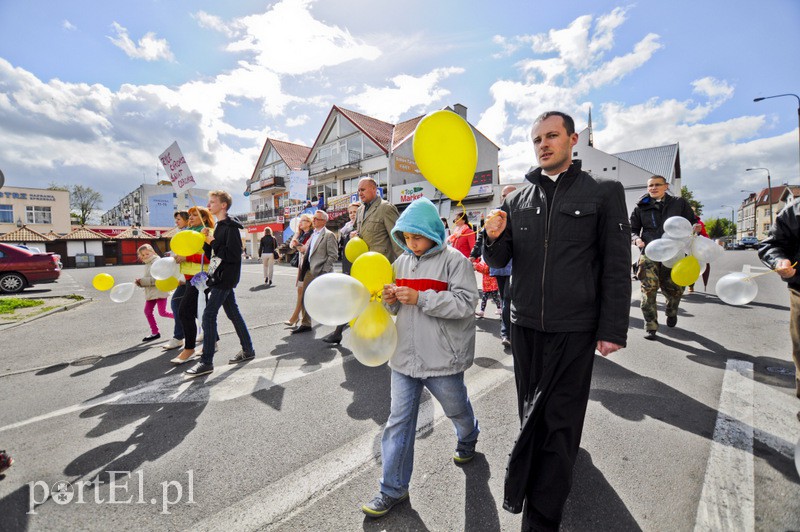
[191,355,514,532]
[694,359,755,532]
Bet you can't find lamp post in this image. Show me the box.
[746,168,773,231]
[754,93,800,179]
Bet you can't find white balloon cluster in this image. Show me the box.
[644,216,724,287]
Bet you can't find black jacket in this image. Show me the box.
[258,234,277,255]
[483,161,631,346]
[630,193,697,245]
[205,217,243,289]
[759,201,800,290]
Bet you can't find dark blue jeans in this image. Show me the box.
[201,287,253,365]
[171,283,186,340]
[496,275,510,338]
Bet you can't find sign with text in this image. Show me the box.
[159,142,197,192]
[288,170,309,201]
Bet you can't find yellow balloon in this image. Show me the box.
[92,273,115,291]
[170,230,205,256]
[412,110,478,202]
[350,301,398,367]
[671,256,701,286]
[353,300,393,340]
[345,237,369,263]
[155,277,179,292]
[351,252,393,295]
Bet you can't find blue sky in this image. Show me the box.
[0,0,798,222]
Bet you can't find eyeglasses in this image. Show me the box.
[648,184,666,188]
[313,217,325,221]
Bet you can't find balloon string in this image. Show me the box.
[745,261,798,280]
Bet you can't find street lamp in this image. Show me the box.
[721,203,736,239]
[754,93,800,178]
[746,167,773,228]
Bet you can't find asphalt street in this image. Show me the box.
[0,251,798,531]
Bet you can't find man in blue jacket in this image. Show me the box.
[483,111,630,531]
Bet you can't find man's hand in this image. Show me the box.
[484,209,507,241]
[201,227,214,244]
[382,284,398,305]
[634,237,645,249]
[775,258,796,279]
[394,286,419,306]
[596,341,623,357]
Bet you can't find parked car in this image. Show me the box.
[0,242,61,293]
[736,236,760,250]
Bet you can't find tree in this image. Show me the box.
[680,186,703,215]
[49,183,102,225]
[705,217,736,239]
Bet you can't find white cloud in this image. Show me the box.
[344,67,464,122]
[62,20,77,31]
[692,77,734,102]
[193,10,240,38]
[286,114,310,127]
[226,0,381,75]
[108,22,176,62]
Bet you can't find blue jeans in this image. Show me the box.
[201,287,253,365]
[380,370,479,498]
[171,283,186,340]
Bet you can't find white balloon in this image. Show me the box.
[662,251,685,268]
[350,304,398,367]
[304,273,370,326]
[691,236,724,263]
[110,282,135,303]
[715,272,758,305]
[151,257,177,280]
[663,216,693,239]
[645,238,684,262]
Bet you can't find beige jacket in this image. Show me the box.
[354,197,402,262]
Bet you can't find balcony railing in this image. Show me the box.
[249,207,282,223]
[309,150,361,176]
[250,175,286,192]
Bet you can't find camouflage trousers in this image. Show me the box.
[637,254,684,331]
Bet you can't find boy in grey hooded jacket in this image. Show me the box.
[361,198,480,518]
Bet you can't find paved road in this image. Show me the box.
[0,251,798,531]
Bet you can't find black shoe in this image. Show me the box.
[666,316,677,327]
[142,333,161,342]
[645,330,657,340]
[321,333,342,344]
[501,336,511,348]
[291,325,312,334]
[228,350,255,364]
[185,362,213,378]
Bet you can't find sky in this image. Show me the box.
[0,0,798,223]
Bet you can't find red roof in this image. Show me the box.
[335,106,395,153]
[392,115,425,150]
[249,138,312,182]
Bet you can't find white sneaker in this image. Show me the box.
[475,310,484,318]
[162,338,183,350]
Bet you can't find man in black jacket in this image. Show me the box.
[185,190,255,377]
[630,176,698,339]
[758,201,800,399]
[483,111,630,531]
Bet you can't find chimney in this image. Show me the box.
[453,103,467,120]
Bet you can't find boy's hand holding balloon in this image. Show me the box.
[382,284,398,305]
[394,286,419,306]
[484,209,507,241]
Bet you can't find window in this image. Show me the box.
[612,166,616,170]
[0,205,12,224]
[573,151,578,156]
[26,206,52,224]
[342,177,360,195]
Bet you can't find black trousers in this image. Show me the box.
[504,325,596,530]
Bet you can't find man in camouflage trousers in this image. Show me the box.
[631,175,698,340]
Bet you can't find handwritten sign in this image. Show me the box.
[288,170,309,201]
[159,141,197,192]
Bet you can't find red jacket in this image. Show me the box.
[448,225,476,258]
[473,260,499,292]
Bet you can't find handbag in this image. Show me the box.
[273,250,280,259]
[290,252,299,268]
[206,252,222,282]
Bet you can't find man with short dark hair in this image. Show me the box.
[483,111,630,531]
[185,190,255,377]
[630,175,698,340]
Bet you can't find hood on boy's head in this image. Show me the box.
[391,197,446,255]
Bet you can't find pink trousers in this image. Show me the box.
[144,298,174,335]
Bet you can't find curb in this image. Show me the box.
[0,296,92,331]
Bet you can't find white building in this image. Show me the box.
[100,182,212,228]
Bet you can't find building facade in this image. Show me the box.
[100,182,212,228]
[0,185,71,235]
[737,185,800,240]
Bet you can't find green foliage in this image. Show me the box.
[680,186,703,215]
[0,298,44,314]
[705,217,736,239]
